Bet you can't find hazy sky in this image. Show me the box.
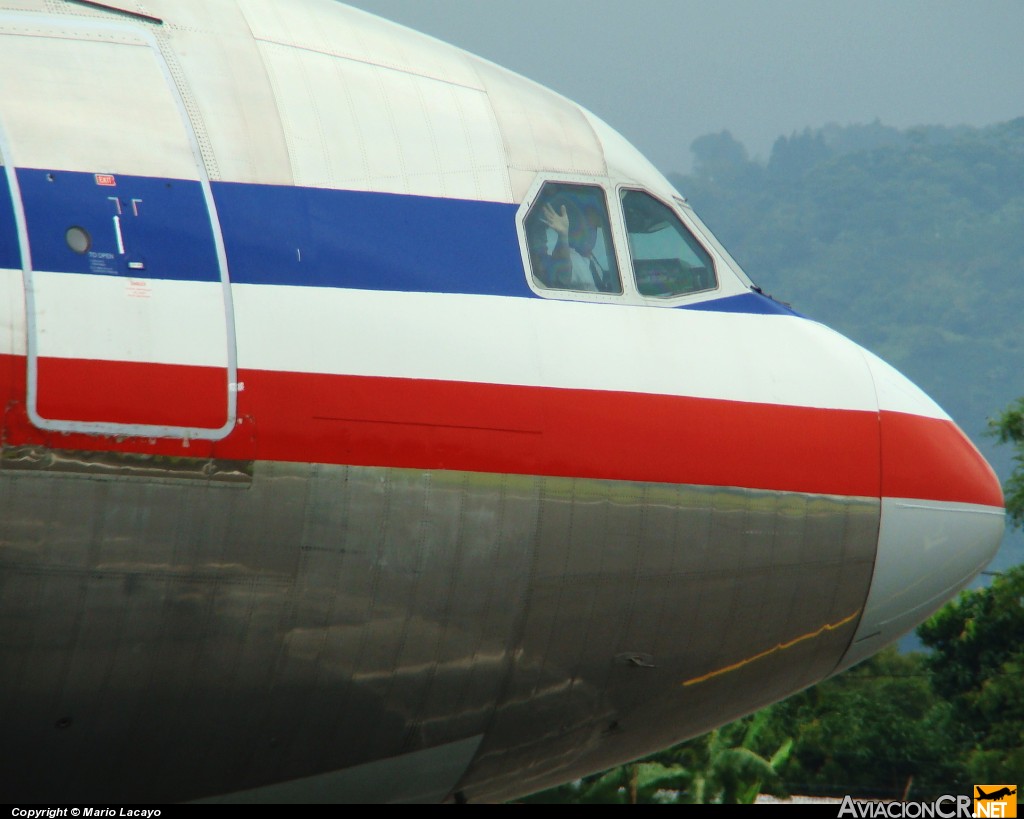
[343,0,1024,173]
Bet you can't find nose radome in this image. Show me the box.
[836,350,1005,672]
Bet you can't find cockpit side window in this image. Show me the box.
[620,189,717,298]
[525,182,622,294]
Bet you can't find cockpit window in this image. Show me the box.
[525,182,622,294]
[621,189,717,298]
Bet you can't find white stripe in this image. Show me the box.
[861,347,948,420]
[29,270,228,367]
[0,272,952,417]
[0,267,25,356]
[233,284,881,411]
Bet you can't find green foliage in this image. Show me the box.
[521,711,792,804]
[759,648,964,799]
[688,715,793,804]
[989,397,1024,528]
[917,564,1024,783]
[517,763,684,804]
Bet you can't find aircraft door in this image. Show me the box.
[0,18,236,440]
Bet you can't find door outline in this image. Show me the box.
[0,13,238,441]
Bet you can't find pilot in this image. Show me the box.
[529,194,616,292]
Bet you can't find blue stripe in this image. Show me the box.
[212,181,532,297]
[16,169,220,281]
[683,291,801,316]
[2,168,796,316]
[0,172,21,270]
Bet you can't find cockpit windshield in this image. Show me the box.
[620,189,716,298]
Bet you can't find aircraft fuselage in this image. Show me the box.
[0,0,1004,803]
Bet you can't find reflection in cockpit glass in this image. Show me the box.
[621,190,717,298]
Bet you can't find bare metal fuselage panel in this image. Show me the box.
[0,456,876,802]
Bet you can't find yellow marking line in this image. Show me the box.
[682,609,861,687]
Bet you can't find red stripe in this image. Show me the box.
[880,410,1003,507]
[35,357,227,428]
[0,355,1004,506]
[2,354,879,496]
[240,368,883,497]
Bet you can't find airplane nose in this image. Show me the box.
[835,350,1005,671]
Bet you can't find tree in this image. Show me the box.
[768,128,834,184]
[517,761,690,804]
[989,397,1024,528]
[675,712,792,804]
[758,648,963,800]
[688,130,764,194]
[917,565,1024,784]
[520,712,792,804]
[690,130,749,178]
